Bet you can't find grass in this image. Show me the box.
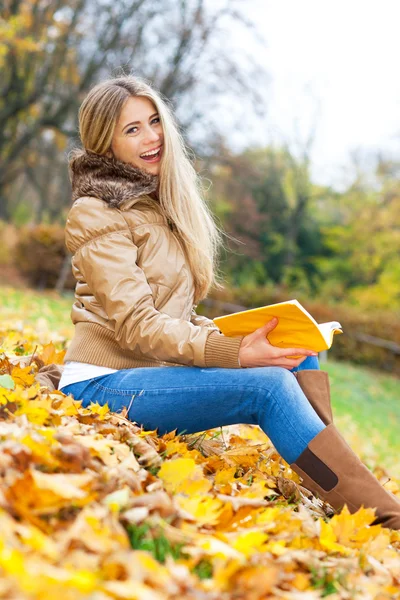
[1,284,399,477]
[324,359,400,478]
[1,286,74,332]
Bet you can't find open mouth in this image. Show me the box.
[140,145,162,163]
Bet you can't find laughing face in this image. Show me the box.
[110,96,164,175]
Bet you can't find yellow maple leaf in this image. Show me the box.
[177,495,225,526]
[138,428,159,437]
[290,535,318,550]
[39,342,66,366]
[216,504,257,532]
[255,506,281,525]
[262,539,288,556]
[51,394,81,415]
[237,479,275,500]
[158,457,202,494]
[329,504,383,548]
[223,446,260,468]
[180,478,212,496]
[214,466,237,485]
[11,365,35,387]
[319,519,352,555]
[232,530,269,557]
[164,439,192,456]
[14,396,55,426]
[5,469,96,528]
[86,402,110,420]
[237,424,270,443]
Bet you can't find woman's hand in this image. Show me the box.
[238,317,318,369]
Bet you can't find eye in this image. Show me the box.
[126,126,138,134]
[151,116,160,125]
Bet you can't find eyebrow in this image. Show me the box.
[122,113,159,132]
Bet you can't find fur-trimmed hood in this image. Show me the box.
[68,149,159,209]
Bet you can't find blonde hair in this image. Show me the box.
[77,75,223,304]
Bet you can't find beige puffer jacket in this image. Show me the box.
[63,150,243,370]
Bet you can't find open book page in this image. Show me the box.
[318,321,343,346]
[287,302,343,349]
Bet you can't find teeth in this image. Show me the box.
[141,147,160,158]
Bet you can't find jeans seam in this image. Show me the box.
[92,381,145,396]
[91,381,290,396]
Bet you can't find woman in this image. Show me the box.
[58,76,400,529]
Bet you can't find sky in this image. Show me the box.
[242,0,400,188]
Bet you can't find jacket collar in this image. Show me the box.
[69,149,159,210]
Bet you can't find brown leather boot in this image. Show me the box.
[295,370,333,425]
[290,423,400,530]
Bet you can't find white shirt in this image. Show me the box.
[58,361,118,390]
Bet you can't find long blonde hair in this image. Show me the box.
[76,75,223,304]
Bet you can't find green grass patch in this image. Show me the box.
[126,522,214,579]
[324,359,400,478]
[0,286,74,333]
[126,523,186,564]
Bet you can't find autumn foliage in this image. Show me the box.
[1,314,400,599]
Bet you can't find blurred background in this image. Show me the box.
[1,0,399,376]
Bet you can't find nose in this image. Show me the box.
[143,124,161,145]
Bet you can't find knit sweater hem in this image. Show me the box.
[64,322,243,370]
[64,322,184,369]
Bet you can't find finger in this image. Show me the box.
[256,317,279,336]
[275,357,306,369]
[266,354,305,368]
[275,347,317,358]
[267,346,308,361]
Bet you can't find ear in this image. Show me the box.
[105,148,114,158]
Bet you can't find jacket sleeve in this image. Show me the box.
[65,198,242,368]
[190,307,220,331]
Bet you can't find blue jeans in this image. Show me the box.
[60,356,325,464]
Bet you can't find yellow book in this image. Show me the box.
[213,299,343,353]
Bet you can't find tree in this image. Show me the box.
[204,143,327,291]
[1,0,267,222]
[315,152,400,310]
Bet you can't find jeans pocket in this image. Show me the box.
[91,383,145,416]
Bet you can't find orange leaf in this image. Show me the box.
[39,343,66,366]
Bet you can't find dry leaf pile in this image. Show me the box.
[1,318,400,599]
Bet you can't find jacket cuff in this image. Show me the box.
[204,331,243,369]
